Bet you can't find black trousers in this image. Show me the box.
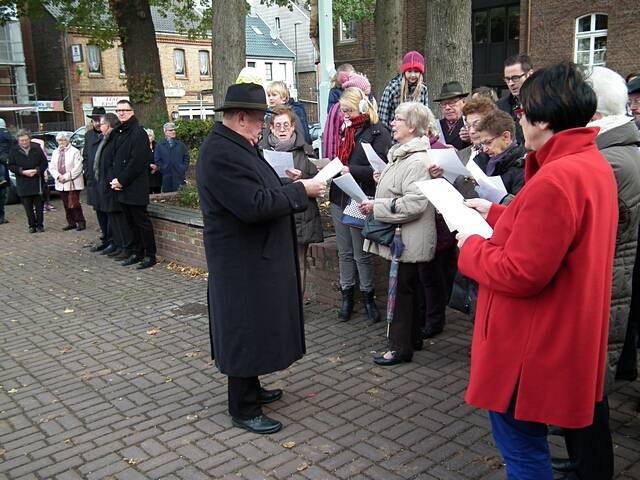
[96,209,110,244]
[563,397,614,480]
[617,233,640,380]
[121,203,156,257]
[107,211,133,251]
[21,195,43,229]
[388,262,423,356]
[228,376,262,419]
[417,246,458,330]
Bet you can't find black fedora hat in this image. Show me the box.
[87,106,106,119]
[628,76,640,95]
[434,81,469,102]
[214,83,272,112]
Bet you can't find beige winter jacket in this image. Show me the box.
[363,136,436,263]
[49,145,84,191]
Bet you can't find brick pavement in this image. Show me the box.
[1,198,639,480]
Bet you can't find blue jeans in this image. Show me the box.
[489,406,553,480]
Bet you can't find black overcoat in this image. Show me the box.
[82,127,102,207]
[196,122,309,377]
[112,116,152,206]
[7,143,47,197]
[95,133,122,213]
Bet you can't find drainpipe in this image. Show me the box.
[61,29,75,128]
[317,0,334,158]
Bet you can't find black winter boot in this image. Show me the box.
[362,290,380,323]
[338,287,355,321]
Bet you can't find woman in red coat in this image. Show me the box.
[456,62,619,478]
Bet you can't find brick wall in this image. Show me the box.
[524,0,640,77]
[149,216,208,271]
[297,71,318,124]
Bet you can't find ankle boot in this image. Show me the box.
[362,290,380,323]
[338,287,354,321]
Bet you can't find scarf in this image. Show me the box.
[267,131,297,152]
[445,118,459,135]
[486,141,517,176]
[94,133,108,182]
[57,145,67,175]
[337,113,369,165]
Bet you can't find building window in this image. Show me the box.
[174,49,186,76]
[275,17,281,30]
[86,44,101,74]
[247,61,256,68]
[575,13,607,67]
[265,62,273,81]
[280,63,287,82]
[339,18,356,43]
[118,47,126,75]
[199,50,210,76]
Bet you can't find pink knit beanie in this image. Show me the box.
[341,73,371,95]
[401,51,425,74]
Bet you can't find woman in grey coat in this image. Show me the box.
[259,105,323,294]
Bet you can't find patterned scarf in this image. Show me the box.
[337,113,369,165]
[57,145,67,175]
[267,131,297,152]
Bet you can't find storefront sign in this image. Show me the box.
[35,100,65,112]
[92,96,129,107]
[71,44,83,63]
[165,88,186,98]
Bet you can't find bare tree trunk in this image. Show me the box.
[308,0,319,61]
[424,0,472,115]
[109,0,167,132]
[212,0,246,121]
[374,0,405,99]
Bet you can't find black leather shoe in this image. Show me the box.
[232,415,282,434]
[28,227,36,233]
[136,256,157,269]
[373,351,412,366]
[76,222,86,231]
[101,244,118,255]
[422,324,444,339]
[113,250,130,260]
[62,224,76,231]
[413,340,423,351]
[122,254,143,266]
[257,388,283,405]
[91,243,109,252]
[551,457,577,473]
[36,227,44,233]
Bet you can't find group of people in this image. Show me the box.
[0,102,192,270]
[195,53,640,480]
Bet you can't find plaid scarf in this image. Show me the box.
[57,145,67,175]
[337,113,369,165]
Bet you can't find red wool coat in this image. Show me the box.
[458,128,618,428]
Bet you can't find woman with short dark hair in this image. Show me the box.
[456,62,619,478]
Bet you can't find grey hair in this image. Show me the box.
[145,128,155,140]
[587,66,628,117]
[56,131,71,142]
[395,102,438,137]
[15,128,31,139]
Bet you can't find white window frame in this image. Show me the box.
[118,47,126,75]
[265,62,273,81]
[174,48,186,76]
[199,50,210,77]
[338,18,356,44]
[574,13,607,67]
[86,44,102,74]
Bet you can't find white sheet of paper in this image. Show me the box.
[467,159,508,203]
[361,143,387,172]
[314,158,343,182]
[262,150,294,177]
[332,173,367,203]
[428,148,471,183]
[415,178,493,239]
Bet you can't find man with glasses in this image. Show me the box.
[627,76,640,128]
[434,81,471,150]
[497,54,534,145]
[154,122,189,193]
[110,99,157,270]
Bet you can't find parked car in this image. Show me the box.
[70,126,86,151]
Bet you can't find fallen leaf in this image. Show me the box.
[186,414,199,421]
[307,392,316,398]
[281,441,296,449]
[185,351,200,358]
[64,438,73,445]
[125,458,141,465]
[8,388,18,394]
[63,308,74,314]
[367,388,379,395]
[165,376,173,383]
[146,328,159,336]
[0,448,5,456]
[18,263,24,266]
[58,346,73,354]
[328,356,341,363]
[296,462,309,471]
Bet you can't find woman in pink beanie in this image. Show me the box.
[378,51,429,129]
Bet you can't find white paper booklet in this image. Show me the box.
[427,148,471,183]
[466,159,508,204]
[415,178,493,239]
[314,158,344,182]
[361,143,387,172]
[262,150,295,177]
[332,173,367,203]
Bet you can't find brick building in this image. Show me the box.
[334,0,640,103]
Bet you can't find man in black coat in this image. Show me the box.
[196,83,326,434]
[83,107,110,251]
[434,81,471,150]
[110,99,157,269]
[496,54,534,146]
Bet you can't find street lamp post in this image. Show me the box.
[317,0,335,157]
[294,22,301,95]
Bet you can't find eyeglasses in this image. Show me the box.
[273,122,292,130]
[115,109,132,113]
[504,73,527,83]
[393,116,406,123]
[340,108,356,115]
[628,98,640,107]
[479,135,500,148]
[440,98,463,108]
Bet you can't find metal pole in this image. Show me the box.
[317,0,334,158]
[294,22,300,93]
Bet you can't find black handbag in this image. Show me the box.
[361,198,398,246]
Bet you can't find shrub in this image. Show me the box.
[176,182,200,209]
[175,119,213,149]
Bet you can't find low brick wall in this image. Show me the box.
[148,199,391,310]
